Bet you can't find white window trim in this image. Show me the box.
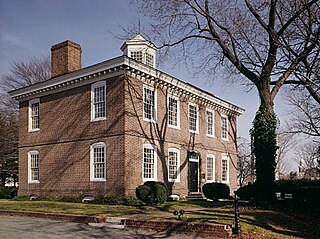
[221,154,230,184]
[221,114,229,141]
[90,142,107,182]
[91,81,107,122]
[28,98,40,132]
[142,143,157,182]
[206,154,215,183]
[188,103,199,134]
[167,95,180,130]
[143,85,157,123]
[28,150,40,184]
[168,148,181,183]
[206,109,215,138]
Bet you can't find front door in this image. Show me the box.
[189,161,199,192]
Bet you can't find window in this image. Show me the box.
[168,96,180,129]
[168,148,180,182]
[221,155,229,184]
[143,144,157,181]
[91,81,106,121]
[206,155,215,182]
[143,86,157,121]
[28,98,40,132]
[221,115,228,140]
[189,103,199,133]
[206,110,215,137]
[28,151,39,183]
[146,53,154,67]
[131,51,143,62]
[90,142,106,181]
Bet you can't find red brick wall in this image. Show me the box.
[18,76,126,197]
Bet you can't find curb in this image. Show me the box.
[0,210,232,238]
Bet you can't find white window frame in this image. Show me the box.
[221,154,230,184]
[28,150,40,184]
[143,85,157,122]
[90,142,107,182]
[168,148,180,182]
[206,109,215,137]
[188,103,199,134]
[142,143,157,182]
[28,98,40,132]
[206,154,215,183]
[221,114,229,141]
[91,81,107,122]
[145,53,154,67]
[167,95,180,129]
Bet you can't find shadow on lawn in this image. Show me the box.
[240,209,320,239]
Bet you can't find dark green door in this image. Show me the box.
[189,161,199,192]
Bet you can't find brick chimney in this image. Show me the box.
[51,40,82,78]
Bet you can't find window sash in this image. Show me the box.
[207,156,215,182]
[31,102,40,130]
[94,86,106,119]
[206,111,214,136]
[93,146,105,179]
[168,151,178,180]
[146,53,154,67]
[143,147,155,179]
[221,158,228,182]
[143,87,155,120]
[131,51,143,62]
[29,152,39,182]
[221,116,228,139]
[168,97,178,127]
[189,104,198,132]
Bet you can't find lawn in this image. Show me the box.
[0,199,319,239]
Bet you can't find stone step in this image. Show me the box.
[186,193,206,201]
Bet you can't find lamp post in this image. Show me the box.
[233,193,241,235]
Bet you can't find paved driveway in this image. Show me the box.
[0,216,205,239]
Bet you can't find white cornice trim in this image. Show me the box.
[9,56,245,115]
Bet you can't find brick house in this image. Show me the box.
[9,35,244,198]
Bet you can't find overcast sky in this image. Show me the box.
[0,0,298,171]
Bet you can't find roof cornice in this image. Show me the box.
[9,56,244,116]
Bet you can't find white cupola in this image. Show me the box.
[120,34,157,68]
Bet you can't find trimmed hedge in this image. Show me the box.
[136,181,168,205]
[236,184,256,200]
[0,186,18,199]
[202,183,230,200]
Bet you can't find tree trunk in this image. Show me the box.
[251,83,277,201]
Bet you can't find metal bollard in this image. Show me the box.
[233,194,241,235]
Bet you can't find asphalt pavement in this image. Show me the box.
[0,216,205,239]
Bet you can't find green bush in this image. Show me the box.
[0,186,18,199]
[276,180,320,198]
[136,181,168,205]
[202,183,230,200]
[236,184,256,200]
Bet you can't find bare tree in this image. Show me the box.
[0,56,50,186]
[127,0,319,201]
[0,56,50,115]
[285,89,320,138]
[237,137,253,187]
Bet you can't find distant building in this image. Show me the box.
[9,35,244,198]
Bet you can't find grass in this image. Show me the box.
[0,199,319,239]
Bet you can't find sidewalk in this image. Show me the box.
[0,209,232,238]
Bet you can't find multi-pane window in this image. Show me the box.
[221,116,228,140]
[91,82,106,121]
[206,110,214,137]
[221,155,229,183]
[189,104,199,133]
[131,51,143,62]
[168,148,180,182]
[143,86,156,121]
[168,96,179,128]
[28,151,39,183]
[90,143,106,181]
[29,98,40,131]
[143,144,157,181]
[206,155,215,182]
[146,53,154,67]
